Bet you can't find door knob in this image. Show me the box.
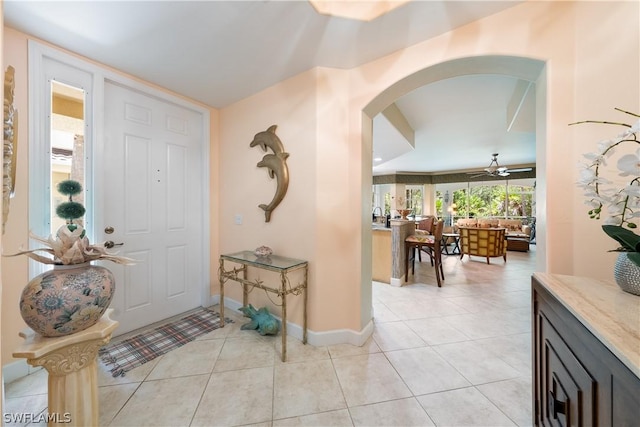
[104,226,115,234]
[104,240,124,249]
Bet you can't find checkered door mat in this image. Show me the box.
[99,308,231,377]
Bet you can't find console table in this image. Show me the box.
[218,251,308,361]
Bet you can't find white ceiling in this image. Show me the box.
[373,73,537,175]
[4,0,536,175]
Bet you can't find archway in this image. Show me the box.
[360,55,547,324]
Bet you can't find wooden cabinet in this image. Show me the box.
[532,273,640,426]
[372,228,391,283]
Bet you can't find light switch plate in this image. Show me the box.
[234,214,242,225]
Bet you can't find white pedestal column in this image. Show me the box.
[13,309,118,427]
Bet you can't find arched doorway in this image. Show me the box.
[360,55,547,324]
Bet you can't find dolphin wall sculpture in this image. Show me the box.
[250,124,285,154]
[250,125,290,222]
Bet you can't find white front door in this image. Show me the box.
[100,81,205,335]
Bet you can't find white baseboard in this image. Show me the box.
[221,297,374,347]
[390,277,403,287]
[206,294,220,307]
[3,360,43,384]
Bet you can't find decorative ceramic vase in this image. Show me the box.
[19,262,116,337]
[613,253,640,296]
[397,209,412,220]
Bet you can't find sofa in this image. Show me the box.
[455,218,531,251]
[458,226,507,264]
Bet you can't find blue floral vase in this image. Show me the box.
[19,262,115,337]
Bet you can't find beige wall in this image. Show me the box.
[219,0,639,334]
[2,0,639,365]
[218,69,319,328]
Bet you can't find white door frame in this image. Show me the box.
[28,40,211,307]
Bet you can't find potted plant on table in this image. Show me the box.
[6,180,135,336]
[572,107,640,295]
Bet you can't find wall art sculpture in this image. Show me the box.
[3,65,17,234]
[250,125,289,222]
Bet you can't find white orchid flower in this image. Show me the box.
[622,184,640,197]
[617,149,640,176]
[574,109,640,238]
[603,216,623,225]
[583,152,607,165]
[584,199,601,209]
[598,137,619,151]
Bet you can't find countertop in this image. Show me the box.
[532,272,640,379]
[372,224,391,231]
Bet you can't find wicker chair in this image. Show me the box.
[458,227,507,264]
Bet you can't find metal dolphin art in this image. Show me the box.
[250,125,285,154]
[250,125,290,222]
[257,153,289,222]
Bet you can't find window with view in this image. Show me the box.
[441,180,535,222]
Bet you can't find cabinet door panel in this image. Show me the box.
[541,315,595,427]
[612,376,640,426]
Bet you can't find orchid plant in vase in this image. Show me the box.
[572,107,640,278]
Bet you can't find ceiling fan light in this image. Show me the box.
[309,0,409,21]
[498,171,510,177]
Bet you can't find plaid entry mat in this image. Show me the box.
[99,308,232,377]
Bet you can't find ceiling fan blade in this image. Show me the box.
[506,167,533,173]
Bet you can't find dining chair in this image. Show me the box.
[414,216,435,264]
[405,219,444,287]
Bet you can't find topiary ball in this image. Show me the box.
[57,180,83,197]
[56,201,86,221]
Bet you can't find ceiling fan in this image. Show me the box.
[468,153,532,178]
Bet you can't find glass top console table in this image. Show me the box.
[218,251,308,361]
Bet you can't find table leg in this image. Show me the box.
[281,271,287,362]
[440,236,450,255]
[303,266,308,345]
[242,265,248,308]
[219,258,225,327]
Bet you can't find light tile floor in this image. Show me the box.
[5,245,536,426]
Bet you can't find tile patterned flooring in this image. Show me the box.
[5,246,535,426]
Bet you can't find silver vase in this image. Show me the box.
[613,253,640,296]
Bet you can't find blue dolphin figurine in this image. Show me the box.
[239,304,280,336]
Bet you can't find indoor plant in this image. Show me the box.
[7,180,134,336]
[572,107,640,295]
